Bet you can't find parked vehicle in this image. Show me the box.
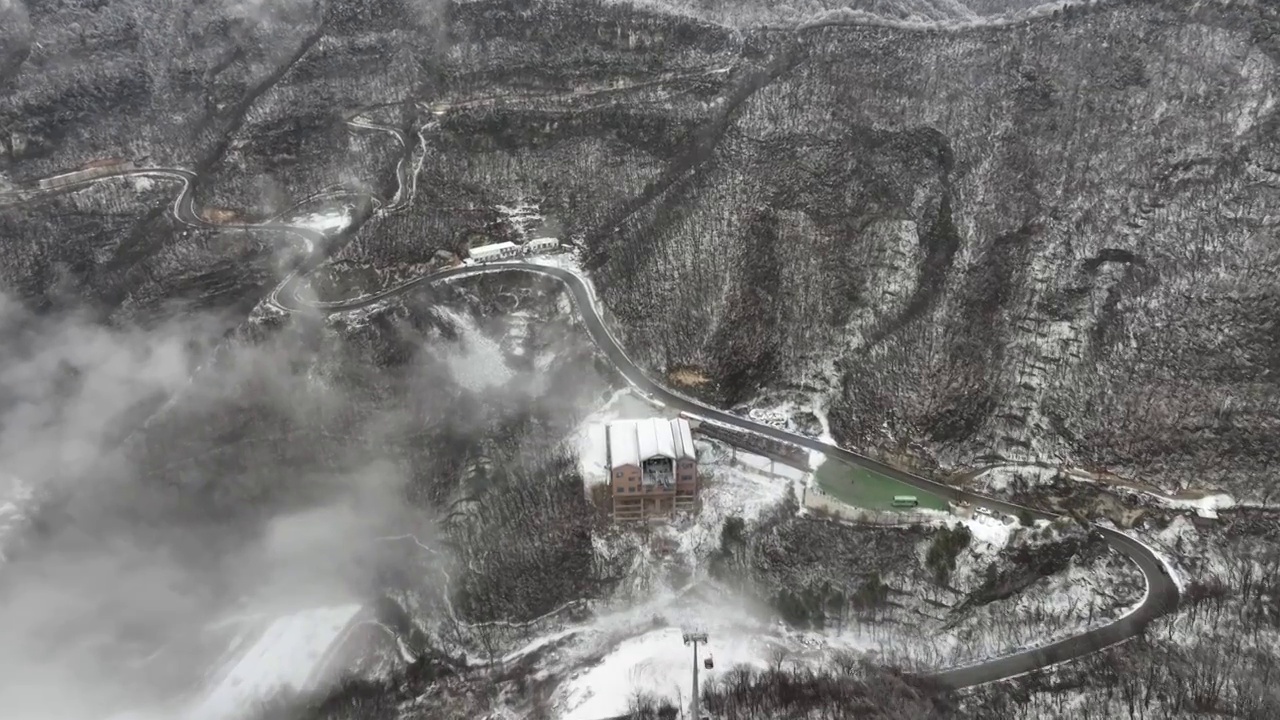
[525,236,559,254]
[469,241,521,262]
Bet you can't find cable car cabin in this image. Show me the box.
[891,495,919,508]
[704,654,714,670]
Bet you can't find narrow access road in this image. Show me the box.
[6,168,1178,691]
[4,73,1178,689]
[289,261,1179,690]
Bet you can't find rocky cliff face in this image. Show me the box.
[587,0,1280,500]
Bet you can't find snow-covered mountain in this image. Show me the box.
[587,0,1280,502]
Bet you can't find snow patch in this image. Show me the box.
[292,206,353,235]
[1143,517,1195,595]
[974,463,1240,519]
[678,441,796,561]
[495,199,543,241]
[189,604,362,720]
[747,407,788,428]
[806,394,836,472]
[556,626,772,720]
[500,626,582,664]
[731,451,807,482]
[969,464,1060,493]
[954,513,1014,550]
[439,309,514,392]
[1154,492,1235,516]
[1234,50,1276,136]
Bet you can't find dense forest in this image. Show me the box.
[2,0,1279,718]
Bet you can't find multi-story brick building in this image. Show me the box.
[607,417,698,521]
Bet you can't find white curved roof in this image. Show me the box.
[675,418,694,460]
[610,423,640,469]
[608,418,695,469]
[470,241,518,258]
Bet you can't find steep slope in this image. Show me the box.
[587,0,1280,500]
[605,0,1070,28]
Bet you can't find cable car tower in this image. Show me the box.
[682,629,710,720]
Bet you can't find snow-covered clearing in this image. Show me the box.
[545,584,890,720]
[1129,516,1196,595]
[732,392,833,478]
[808,394,835,464]
[675,438,797,562]
[189,604,363,720]
[1155,492,1236,515]
[952,512,1016,550]
[747,406,788,428]
[291,206,353,235]
[439,308,515,392]
[556,625,772,720]
[494,199,544,240]
[502,309,530,357]
[730,450,807,481]
[526,248,584,273]
[968,464,1062,493]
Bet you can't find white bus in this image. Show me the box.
[469,241,520,262]
[525,236,559,254]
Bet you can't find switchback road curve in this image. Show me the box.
[0,158,1183,685]
[291,261,1180,691]
[2,110,1178,695]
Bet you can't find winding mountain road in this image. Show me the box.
[5,173,1179,693]
[294,261,1180,690]
[2,83,1179,694]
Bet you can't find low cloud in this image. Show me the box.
[0,294,416,720]
[0,0,28,18]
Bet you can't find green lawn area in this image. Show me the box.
[812,459,948,511]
